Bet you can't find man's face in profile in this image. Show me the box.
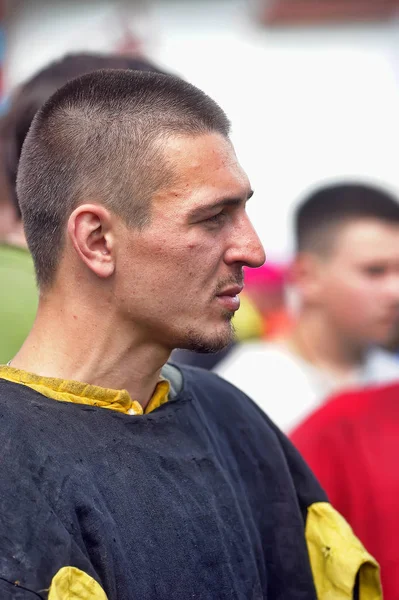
[115,132,265,353]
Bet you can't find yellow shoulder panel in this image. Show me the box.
[48,567,108,600]
[306,502,382,600]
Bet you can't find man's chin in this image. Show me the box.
[178,321,235,354]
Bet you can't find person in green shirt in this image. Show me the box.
[0,243,37,364]
[0,124,37,363]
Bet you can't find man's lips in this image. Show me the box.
[216,286,243,312]
[216,285,243,297]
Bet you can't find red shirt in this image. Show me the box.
[290,383,399,600]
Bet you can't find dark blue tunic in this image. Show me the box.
[0,366,322,599]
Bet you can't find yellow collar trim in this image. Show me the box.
[0,366,169,415]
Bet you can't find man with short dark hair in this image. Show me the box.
[216,182,399,431]
[0,52,168,364]
[0,73,381,599]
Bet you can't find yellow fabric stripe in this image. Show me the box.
[49,567,108,600]
[306,502,382,599]
[145,379,169,413]
[0,366,169,415]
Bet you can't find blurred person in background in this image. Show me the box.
[290,381,399,600]
[0,147,37,365]
[0,52,167,365]
[216,183,399,431]
[0,68,381,599]
[238,262,293,341]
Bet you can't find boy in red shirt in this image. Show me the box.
[291,382,399,600]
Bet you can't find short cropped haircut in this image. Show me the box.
[1,53,168,217]
[294,183,399,255]
[16,69,230,288]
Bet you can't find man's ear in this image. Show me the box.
[67,204,116,278]
[291,253,324,303]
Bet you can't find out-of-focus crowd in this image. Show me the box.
[2,48,399,600]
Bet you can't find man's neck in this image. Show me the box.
[281,310,366,381]
[10,296,170,410]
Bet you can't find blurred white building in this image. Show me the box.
[5,0,399,259]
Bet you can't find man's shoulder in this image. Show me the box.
[0,377,87,436]
[0,377,57,420]
[331,381,399,420]
[0,379,66,471]
[0,377,38,401]
[292,381,399,443]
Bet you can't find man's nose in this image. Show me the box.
[225,216,266,268]
[246,233,266,269]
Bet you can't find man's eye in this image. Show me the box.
[364,265,386,277]
[204,212,226,225]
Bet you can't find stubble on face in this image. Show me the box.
[182,319,236,354]
[178,270,244,354]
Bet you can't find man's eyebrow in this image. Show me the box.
[189,190,254,220]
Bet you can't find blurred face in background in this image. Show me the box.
[297,218,399,346]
